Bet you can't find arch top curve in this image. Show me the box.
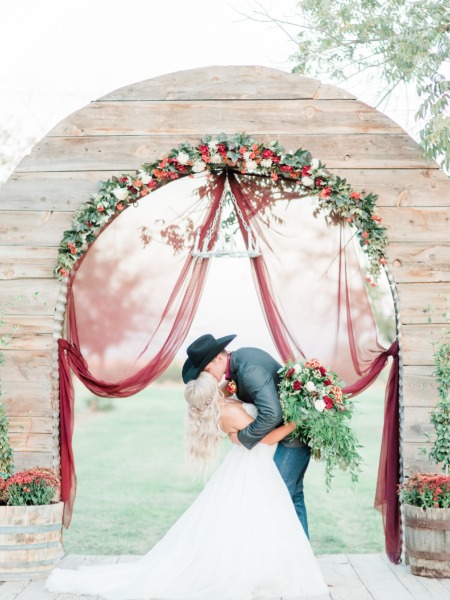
[98,65,357,102]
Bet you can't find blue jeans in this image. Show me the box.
[274,443,311,538]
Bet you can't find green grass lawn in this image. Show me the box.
[62,381,386,556]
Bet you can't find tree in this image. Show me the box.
[249,0,450,171]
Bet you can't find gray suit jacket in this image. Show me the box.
[230,347,284,450]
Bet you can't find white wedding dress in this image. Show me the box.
[46,404,329,600]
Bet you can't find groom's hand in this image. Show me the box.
[229,432,241,445]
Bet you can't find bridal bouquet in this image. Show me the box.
[278,358,362,488]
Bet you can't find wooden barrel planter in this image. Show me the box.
[404,503,450,577]
[0,501,64,580]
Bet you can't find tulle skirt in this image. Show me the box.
[46,443,329,599]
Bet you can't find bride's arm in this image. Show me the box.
[260,422,297,445]
[221,404,296,446]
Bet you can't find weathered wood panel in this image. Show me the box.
[403,406,434,443]
[0,280,62,316]
[2,168,449,212]
[0,381,53,417]
[12,451,54,472]
[0,316,54,351]
[403,442,434,475]
[378,207,450,243]
[1,350,52,382]
[0,171,119,211]
[0,212,72,246]
[402,366,439,407]
[99,66,355,101]
[387,243,450,283]
[9,431,53,452]
[0,247,58,280]
[401,324,446,366]
[396,283,450,324]
[15,133,435,172]
[48,100,403,137]
[8,417,53,435]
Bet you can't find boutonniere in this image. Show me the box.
[227,380,237,395]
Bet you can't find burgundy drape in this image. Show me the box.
[59,170,401,563]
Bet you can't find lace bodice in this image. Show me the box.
[241,402,258,419]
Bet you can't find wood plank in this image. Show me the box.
[347,553,415,600]
[378,207,450,243]
[401,324,447,366]
[380,554,448,600]
[402,366,439,408]
[403,406,435,443]
[14,134,435,172]
[0,350,53,382]
[0,172,119,212]
[98,66,354,101]
[396,283,450,324]
[1,316,55,351]
[48,100,403,137]
[0,247,58,280]
[0,212,73,247]
[8,417,53,435]
[0,381,53,417]
[2,169,449,213]
[403,442,434,475]
[387,244,450,283]
[12,451,55,472]
[332,168,450,208]
[317,554,372,600]
[0,280,62,316]
[9,431,53,453]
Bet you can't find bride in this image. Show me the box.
[46,372,329,599]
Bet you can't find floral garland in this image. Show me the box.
[56,132,387,283]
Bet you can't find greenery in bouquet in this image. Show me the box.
[278,358,362,488]
[0,467,60,506]
[398,473,450,509]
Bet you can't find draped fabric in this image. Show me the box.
[58,170,400,562]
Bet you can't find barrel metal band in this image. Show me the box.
[0,555,63,568]
[0,541,61,551]
[408,549,450,561]
[405,517,450,530]
[0,523,61,534]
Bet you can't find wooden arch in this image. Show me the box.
[0,65,449,478]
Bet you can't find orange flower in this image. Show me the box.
[304,358,321,369]
[227,381,238,395]
[271,173,278,181]
[140,189,149,197]
[361,231,369,239]
[133,179,143,188]
[116,203,124,211]
[350,191,361,201]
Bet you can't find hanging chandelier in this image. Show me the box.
[192,178,260,259]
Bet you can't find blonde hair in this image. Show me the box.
[184,371,222,479]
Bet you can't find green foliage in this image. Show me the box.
[428,306,450,474]
[0,302,14,479]
[278,359,363,489]
[258,0,450,170]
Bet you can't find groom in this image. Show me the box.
[182,333,311,537]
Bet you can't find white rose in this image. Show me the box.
[301,176,314,187]
[210,153,222,164]
[177,151,190,165]
[305,381,316,393]
[246,159,258,171]
[208,140,218,150]
[113,187,129,201]
[138,171,152,184]
[243,151,251,160]
[293,363,302,374]
[261,158,273,168]
[311,158,320,170]
[314,399,326,413]
[192,161,206,173]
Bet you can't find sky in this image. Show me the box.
[0,0,410,357]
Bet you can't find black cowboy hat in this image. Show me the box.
[182,333,236,383]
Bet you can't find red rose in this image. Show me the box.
[261,149,274,159]
[293,380,302,391]
[301,165,311,177]
[323,396,334,410]
[319,366,327,376]
[120,177,128,183]
[272,155,281,164]
[281,165,293,172]
[319,187,332,198]
[324,378,332,386]
[285,368,295,378]
[217,143,227,154]
[315,178,324,187]
[198,145,209,154]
